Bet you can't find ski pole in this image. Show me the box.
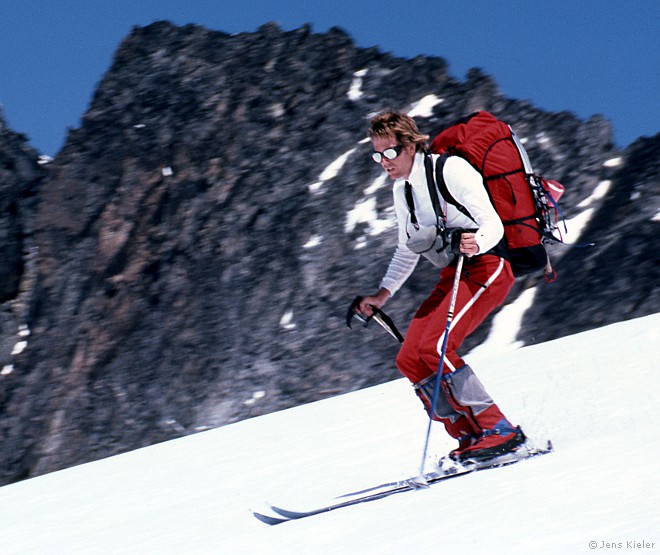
[416,254,465,482]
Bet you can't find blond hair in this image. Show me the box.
[368,111,429,152]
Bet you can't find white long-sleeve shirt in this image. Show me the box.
[380,152,504,295]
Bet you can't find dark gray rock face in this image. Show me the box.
[0,115,43,303]
[0,21,657,484]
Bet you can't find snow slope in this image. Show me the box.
[1,314,658,555]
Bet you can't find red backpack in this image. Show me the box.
[429,111,565,280]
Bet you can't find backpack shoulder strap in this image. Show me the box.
[422,153,444,221]
[431,152,509,259]
[430,153,477,224]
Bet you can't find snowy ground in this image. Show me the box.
[1,313,658,555]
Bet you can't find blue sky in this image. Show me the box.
[1,0,658,156]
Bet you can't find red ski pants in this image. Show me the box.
[396,255,514,385]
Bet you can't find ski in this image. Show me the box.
[252,440,553,525]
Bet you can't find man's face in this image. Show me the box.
[371,135,416,180]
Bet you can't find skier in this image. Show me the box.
[357,111,525,463]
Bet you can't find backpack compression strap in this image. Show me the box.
[432,153,538,232]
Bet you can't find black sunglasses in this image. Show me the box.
[372,145,403,163]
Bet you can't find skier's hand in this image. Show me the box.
[357,288,391,317]
[459,232,480,258]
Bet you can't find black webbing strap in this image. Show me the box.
[404,181,417,226]
[423,153,446,223]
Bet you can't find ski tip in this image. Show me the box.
[251,509,289,526]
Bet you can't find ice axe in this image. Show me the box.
[345,296,404,343]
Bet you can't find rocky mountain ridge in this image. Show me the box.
[0,21,658,485]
